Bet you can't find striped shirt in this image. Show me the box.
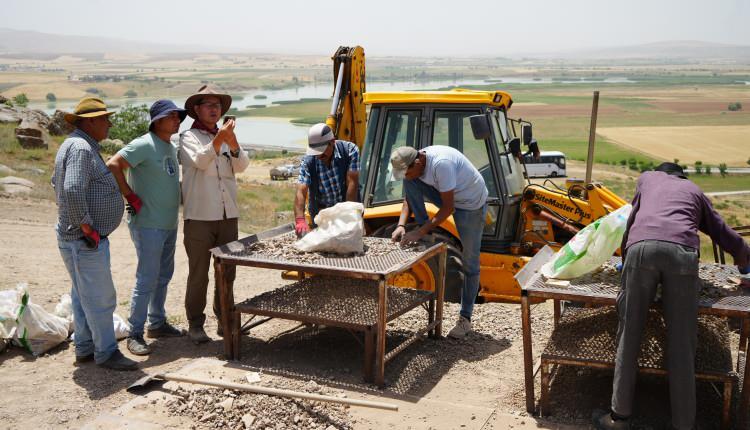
[53,129,124,240]
[297,140,360,208]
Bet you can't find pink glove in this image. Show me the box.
[125,192,143,215]
[295,216,310,238]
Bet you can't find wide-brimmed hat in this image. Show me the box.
[64,97,114,125]
[149,99,187,129]
[306,123,335,156]
[390,146,418,180]
[184,85,232,119]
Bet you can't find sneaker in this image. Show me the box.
[98,350,138,371]
[146,322,186,338]
[447,316,472,338]
[592,409,630,430]
[75,353,94,364]
[188,326,210,345]
[127,336,151,356]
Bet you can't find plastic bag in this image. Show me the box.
[0,289,18,340]
[54,293,74,333]
[113,313,130,340]
[14,284,70,356]
[294,202,365,254]
[541,204,632,280]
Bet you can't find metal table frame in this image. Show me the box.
[520,261,750,428]
[210,224,447,386]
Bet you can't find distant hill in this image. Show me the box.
[529,41,750,62]
[0,28,214,55]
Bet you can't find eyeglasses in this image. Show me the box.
[199,102,222,110]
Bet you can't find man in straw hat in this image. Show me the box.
[106,100,188,356]
[179,85,249,344]
[53,97,138,370]
[293,122,360,238]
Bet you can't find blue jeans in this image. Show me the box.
[57,235,118,364]
[404,179,487,319]
[127,225,177,337]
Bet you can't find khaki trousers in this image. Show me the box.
[183,218,237,328]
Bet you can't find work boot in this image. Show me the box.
[188,326,210,345]
[592,409,630,430]
[74,353,94,364]
[447,316,472,338]
[98,350,139,371]
[146,322,186,338]
[127,335,151,356]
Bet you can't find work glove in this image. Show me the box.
[295,216,310,238]
[125,192,143,215]
[82,229,101,250]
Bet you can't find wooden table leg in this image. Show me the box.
[363,327,375,383]
[233,311,241,360]
[215,257,235,360]
[435,248,446,338]
[540,361,550,417]
[741,345,750,430]
[721,379,731,430]
[374,279,388,387]
[553,299,561,328]
[739,317,749,357]
[521,290,536,414]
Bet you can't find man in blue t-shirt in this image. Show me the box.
[390,145,488,338]
[294,123,360,237]
[107,100,187,356]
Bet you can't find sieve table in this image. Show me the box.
[520,259,750,427]
[210,224,447,386]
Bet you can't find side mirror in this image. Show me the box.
[470,114,492,140]
[522,124,533,146]
[508,137,522,158]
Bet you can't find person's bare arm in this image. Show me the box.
[402,190,455,244]
[106,153,133,196]
[391,199,411,242]
[346,170,359,202]
[294,183,309,219]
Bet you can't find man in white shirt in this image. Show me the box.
[390,145,488,338]
[179,85,250,344]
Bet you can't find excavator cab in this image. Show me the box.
[358,90,534,301]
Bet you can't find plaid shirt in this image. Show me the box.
[53,129,124,240]
[298,140,360,208]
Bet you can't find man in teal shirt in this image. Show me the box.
[107,100,187,355]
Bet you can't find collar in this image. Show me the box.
[71,128,101,151]
[191,120,219,134]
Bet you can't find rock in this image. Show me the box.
[0,95,7,104]
[1,178,34,196]
[15,119,49,149]
[0,164,16,175]
[0,106,21,124]
[241,414,256,428]
[19,109,51,130]
[49,110,74,136]
[219,398,234,411]
[18,167,44,176]
[200,412,216,422]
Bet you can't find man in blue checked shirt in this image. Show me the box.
[294,123,361,238]
[53,97,138,371]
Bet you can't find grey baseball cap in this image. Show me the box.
[390,146,418,180]
[306,123,335,156]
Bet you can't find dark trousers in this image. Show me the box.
[612,240,699,430]
[183,218,238,328]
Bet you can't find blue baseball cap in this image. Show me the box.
[149,99,187,129]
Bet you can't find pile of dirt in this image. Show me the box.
[166,381,352,430]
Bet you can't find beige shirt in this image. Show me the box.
[179,128,250,221]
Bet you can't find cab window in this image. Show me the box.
[371,110,421,204]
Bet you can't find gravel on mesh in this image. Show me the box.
[242,233,422,264]
[165,380,352,430]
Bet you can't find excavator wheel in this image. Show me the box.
[370,223,465,303]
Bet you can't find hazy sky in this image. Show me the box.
[2,0,749,56]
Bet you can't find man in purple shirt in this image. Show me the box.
[594,163,750,430]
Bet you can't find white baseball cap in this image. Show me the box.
[306,123,335,156]
[390,146,419,180]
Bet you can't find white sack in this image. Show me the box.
[13,284,70,356]
[294,202,365,254]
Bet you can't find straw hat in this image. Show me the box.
[184,85,232,119]
[63,97,114,125]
